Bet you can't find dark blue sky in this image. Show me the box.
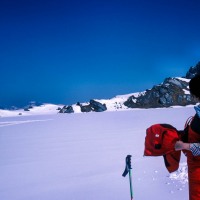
[1,0,200,107]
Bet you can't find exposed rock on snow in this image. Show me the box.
[59,105,74,113]
[76,99,107,113]
[124,77,198,108]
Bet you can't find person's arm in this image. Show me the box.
[175,141,200,156]
[175,141,190,151]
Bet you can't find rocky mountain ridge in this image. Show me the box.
[59,61,200,113]
[124,77,196,109]
[1,61,200,115]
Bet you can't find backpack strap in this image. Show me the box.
[185,116,194,129]
[180,116,194,143]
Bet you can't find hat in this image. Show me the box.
[189,75,200,99]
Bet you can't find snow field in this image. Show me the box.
[0,107,195,200]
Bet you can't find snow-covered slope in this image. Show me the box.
[0,106,194,200]
[71,91,146,112]
[0,92,144,117]
[0,104,61,117]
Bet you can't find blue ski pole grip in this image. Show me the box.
[122,155,132,177]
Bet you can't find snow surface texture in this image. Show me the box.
[0,106,194,200]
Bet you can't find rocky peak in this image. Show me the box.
[124,77,198,108]
[186,62,200,79]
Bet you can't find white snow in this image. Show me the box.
[169,162,188,184]
[176,77,190,82]
[70,92,147,112]
[183,89,190,94]
[0,104,61,117]
[0,106,194,200]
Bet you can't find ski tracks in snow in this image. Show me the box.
[0,119,53,127]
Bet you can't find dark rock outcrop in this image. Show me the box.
[89,100,107,112]
[59,105,74,113]
[124,77,198,108]
[77,100,107,113]
[24,101,43,111]
[24,108,30,111]
[186,62,200,79]
[80,104,93,112]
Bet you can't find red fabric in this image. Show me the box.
[163,151,181,173]
[144,124,179,156]
[144,124,181,173]
[187,125,200,200]
[144,119,200,199]
[188,155,200,200]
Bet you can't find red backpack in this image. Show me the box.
[144,124,181,173]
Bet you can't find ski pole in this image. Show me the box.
[122,155,133,200]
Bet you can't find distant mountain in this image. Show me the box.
[58,77,197,114]
[1,61,200,116]
[59,62,200,113]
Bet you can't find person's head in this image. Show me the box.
[189,74,200,100]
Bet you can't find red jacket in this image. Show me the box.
[144,124,181,173]
[185,115,200,200]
